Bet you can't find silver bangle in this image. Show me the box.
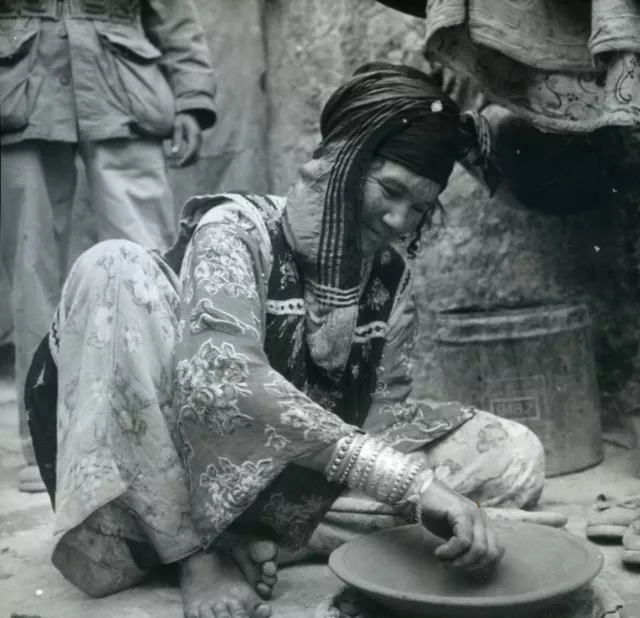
[377,456,398,504]
[337,434,367,484]
[396,468,435,510]
[366,446,392,498]
[357,440,382,491]
[386,452,410,505]
[393,461,426,506]
[346,438,377,490]
[325,432,357,482]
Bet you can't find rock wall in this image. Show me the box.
[262,0,640,427]
[264,0,425,191]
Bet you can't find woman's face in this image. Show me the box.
[359,158,441,256]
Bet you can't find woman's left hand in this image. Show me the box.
[418,478,505,575]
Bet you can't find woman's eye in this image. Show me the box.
[412,203,435,217]
[380,183,403,199]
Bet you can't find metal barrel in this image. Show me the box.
[434,303,604,477]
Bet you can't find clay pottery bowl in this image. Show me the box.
[329,522,604,618]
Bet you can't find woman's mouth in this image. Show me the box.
[364,225,387,244]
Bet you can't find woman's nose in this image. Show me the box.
[382,205,409,233]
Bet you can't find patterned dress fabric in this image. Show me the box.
[28,193,475,568]
[423,0,640,132]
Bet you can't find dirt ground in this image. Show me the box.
[1,376,640,618]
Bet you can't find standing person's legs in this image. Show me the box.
[0,140,76,492]
[66,157,99,272]
[80,138,177,252]
[0,260,13,346]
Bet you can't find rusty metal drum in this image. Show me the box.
[433,303,604,477]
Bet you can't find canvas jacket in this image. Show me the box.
[0,0,217,145]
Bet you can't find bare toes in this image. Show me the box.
[244,594,271,618]
[212,601,230,618]
[262,560,277,577]
[253,602,272,618]
[231,540,279,598]
[227,598,249,618]
[231,546,261,589]
[248,540,278,564]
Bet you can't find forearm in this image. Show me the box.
[295,432,434,514]
[296,433,466,548]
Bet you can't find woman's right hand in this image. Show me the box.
[417,478,505,575]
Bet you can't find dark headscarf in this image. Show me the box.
[314,62,463,293]
[320,62,461,187]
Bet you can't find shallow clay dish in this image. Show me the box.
[328,522,604,618]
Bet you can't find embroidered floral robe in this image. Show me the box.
[170,194,474,550]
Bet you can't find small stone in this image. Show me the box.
[35,589,43,596]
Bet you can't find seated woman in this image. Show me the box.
[25,63,545,618]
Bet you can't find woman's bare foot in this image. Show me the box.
[231,540,279,600]
[180,550,271,618]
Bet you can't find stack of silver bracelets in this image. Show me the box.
[324,432,434,512]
